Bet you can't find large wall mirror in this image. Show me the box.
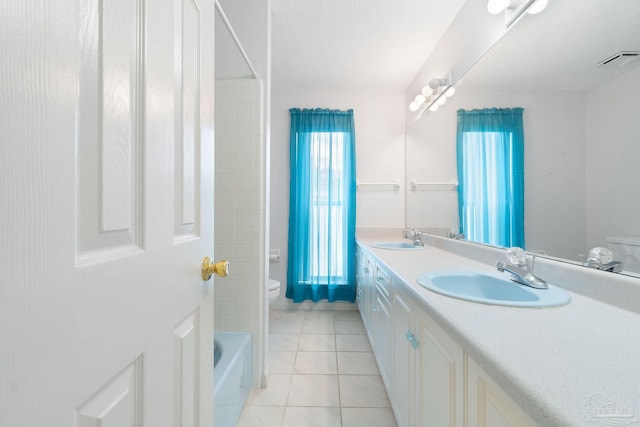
[406,0,640,275]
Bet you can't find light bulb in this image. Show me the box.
[414,94,426,105]
[444,86,456,97]
[421,86,433,97]
[429,103,439,112]
[437,96,447,106]
[409,102,419,112]
[487,0,509,14]
[527,0,548,14]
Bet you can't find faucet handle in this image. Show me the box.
[506,247,528,266]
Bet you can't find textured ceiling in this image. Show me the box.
[270,0,466,91]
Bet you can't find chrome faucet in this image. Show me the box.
[448,229,464,240]
[496,247,548,290]
[584,247,623,272]
[404,228,424,246]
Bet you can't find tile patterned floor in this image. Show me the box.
[236,309,398,427]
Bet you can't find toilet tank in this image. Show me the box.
[606,236,640,274]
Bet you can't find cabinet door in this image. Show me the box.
[356,247,366,321]
[415,310,464,427]
[467,358,539,427]
[356,247,374,333]
[392,291,414,427]
[374,290,392,389]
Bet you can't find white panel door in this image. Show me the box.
[0,0,216,426]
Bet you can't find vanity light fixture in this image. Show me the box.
[408,75,456,114]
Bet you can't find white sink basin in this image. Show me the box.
[416,271,571,308]
[371,242,426,250]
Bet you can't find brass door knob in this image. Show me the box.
[202,257,229,280]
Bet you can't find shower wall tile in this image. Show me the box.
[235,298,256,319]
[217,85,237,104]
[235,279,255,295]
[217,227,236,244]
[216,317,235,331]
[217,137,236,156]
[216,191,236,207]
[236,122,253,138]
[215,79,263,387]
[216,209,237,227]
[237,210,255,227]
[236,174,253,192]
[234,262,253,281]
[218,105,236,121]
[237,103,254,121]
[236,192,254,209]
[216,156,236,173]
[216,297,236,317]
[216,173,236,191]
[236,245,254,262]
[236,141,253,158]
[236,85,254,103]
[216,120,236,138]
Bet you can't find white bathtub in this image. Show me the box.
[214,332,252,427]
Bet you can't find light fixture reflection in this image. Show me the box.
[527,0,548,14]
[487,0,509,15]
[409,73,457,114]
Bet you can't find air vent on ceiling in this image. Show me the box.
[597,51,640,67]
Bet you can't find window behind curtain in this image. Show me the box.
[456,108,525,248]
[287,108,356,303]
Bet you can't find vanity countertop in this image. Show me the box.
[357,236,640,427]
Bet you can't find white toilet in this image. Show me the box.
[267,279,281,303]
[606,236,640,274]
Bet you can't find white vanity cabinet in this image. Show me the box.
[372,263,392,389]
[392,284,464,427]
[356,246,373,330]
[466,358,538,427]
[391,288,413,427]
[357,244,539,427]
[356,246,392,389]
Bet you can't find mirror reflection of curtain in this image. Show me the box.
[456,108,525,248]
[287,108,357,303]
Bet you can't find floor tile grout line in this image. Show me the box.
[259,310,395,427]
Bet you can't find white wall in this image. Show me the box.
[585,65,640,249]
[269,89,406,303]
[217,0,270,80]
[406,88,587,260]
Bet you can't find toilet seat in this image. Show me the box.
[268,279,280,291]
[267,279,281,302]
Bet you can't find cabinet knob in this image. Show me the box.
[406,330,420,349]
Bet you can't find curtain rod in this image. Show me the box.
[215,0,258,79]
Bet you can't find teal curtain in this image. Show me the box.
[456,108,525,248]
[287,108,357,303]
